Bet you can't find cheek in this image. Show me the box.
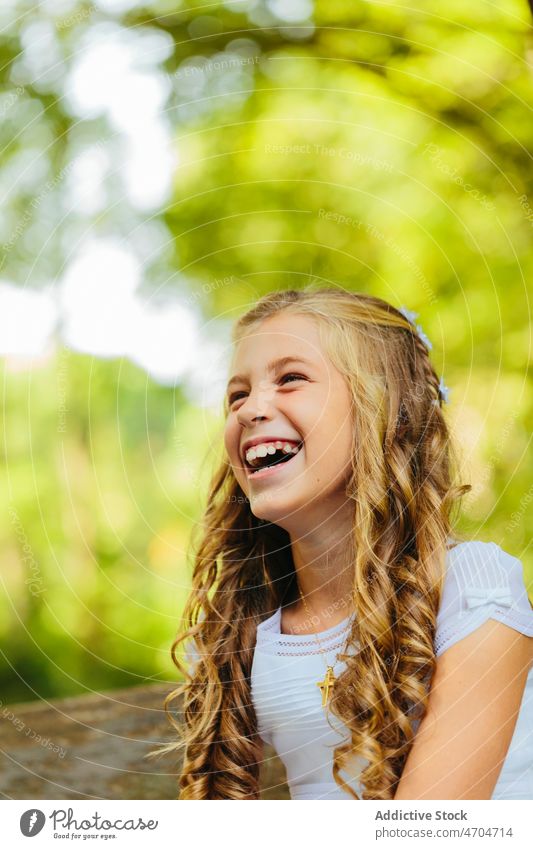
[311,415,352,469]
[223,423,236,459]
[224,421,243,467]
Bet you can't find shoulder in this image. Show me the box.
[441,539,528,605]
[436,540,533,657]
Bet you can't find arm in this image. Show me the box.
[394,619,533,800]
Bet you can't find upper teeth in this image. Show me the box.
[244,441,300,463]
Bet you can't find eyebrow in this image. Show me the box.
[226,356,314,395]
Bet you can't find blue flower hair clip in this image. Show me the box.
[437,375,450,404]
[399,305,450,405]
[398,306,433,351]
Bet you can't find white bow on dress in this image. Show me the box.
[464,586,513,610]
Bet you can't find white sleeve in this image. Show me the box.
[183,609,208,674]
[185,636,201,675]
[258,728,274,748]
[435,541,533,658]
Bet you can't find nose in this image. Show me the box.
[236,380,275,427]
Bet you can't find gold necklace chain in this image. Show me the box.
[297,585,337,708]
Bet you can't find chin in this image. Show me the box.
[249,490,310,530]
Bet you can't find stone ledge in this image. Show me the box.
[0,683,289,800]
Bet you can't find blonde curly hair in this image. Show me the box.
[150,285,471,799]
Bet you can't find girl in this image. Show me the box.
[159,286,533,800]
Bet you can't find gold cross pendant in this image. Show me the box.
[317,666,336,706]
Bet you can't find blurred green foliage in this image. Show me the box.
[0,0,532,703]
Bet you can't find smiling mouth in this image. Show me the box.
[244,443,303,478]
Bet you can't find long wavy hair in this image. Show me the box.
[149,285,471,799]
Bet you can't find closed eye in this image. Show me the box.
[228,373,307,406]
[280,372,306,386]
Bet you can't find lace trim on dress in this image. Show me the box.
[274,638,355,658]
[255,606,356,657]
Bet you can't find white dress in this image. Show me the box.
[250,541,533,800]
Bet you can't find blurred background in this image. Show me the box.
[1,0,532,706]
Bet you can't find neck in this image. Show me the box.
[288,511,355,623]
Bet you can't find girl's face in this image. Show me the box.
[223,313,355,532]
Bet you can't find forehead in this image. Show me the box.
[230,313,324,371]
